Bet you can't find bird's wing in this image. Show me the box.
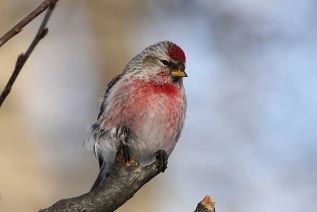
[97,73,123,120]
[93,73,123,170]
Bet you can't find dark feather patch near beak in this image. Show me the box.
[170,61,187,78]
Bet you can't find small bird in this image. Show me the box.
[86,41,187,190]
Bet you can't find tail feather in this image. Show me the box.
[86,125,125,191]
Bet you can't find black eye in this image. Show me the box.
[160,60,169,66]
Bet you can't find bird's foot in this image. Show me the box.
[156,150,168,173]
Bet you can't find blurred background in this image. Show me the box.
[1,0,317,211]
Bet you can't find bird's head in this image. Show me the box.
[124,41,187,84]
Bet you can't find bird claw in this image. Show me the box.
[156,150,168,172]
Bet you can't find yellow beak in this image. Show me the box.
[171,69,188,78]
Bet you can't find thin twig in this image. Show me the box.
[0,0,58,48]
[0,1,58,107]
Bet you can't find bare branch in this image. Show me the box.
[40,155,216,211]
[0,0,58,48]
[0,0,58,107]
[40,159,163,211]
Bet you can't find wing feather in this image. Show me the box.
[97,73,123,119]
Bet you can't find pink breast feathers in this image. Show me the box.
[101,78,182,135]
[123,80,182,132]
[143,82,179,96]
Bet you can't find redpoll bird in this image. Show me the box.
[86,41,187,190]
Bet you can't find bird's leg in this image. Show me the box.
[116,126,131,162]
[156,150,168,173]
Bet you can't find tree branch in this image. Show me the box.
[40,159,163,211]
[0,0,58,48]
[40,155,216,211]
[0,0,58,107]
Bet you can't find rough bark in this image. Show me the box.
[40,159,163,211]
[40,156,215,211]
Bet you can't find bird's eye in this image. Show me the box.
[160,60,169,66]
